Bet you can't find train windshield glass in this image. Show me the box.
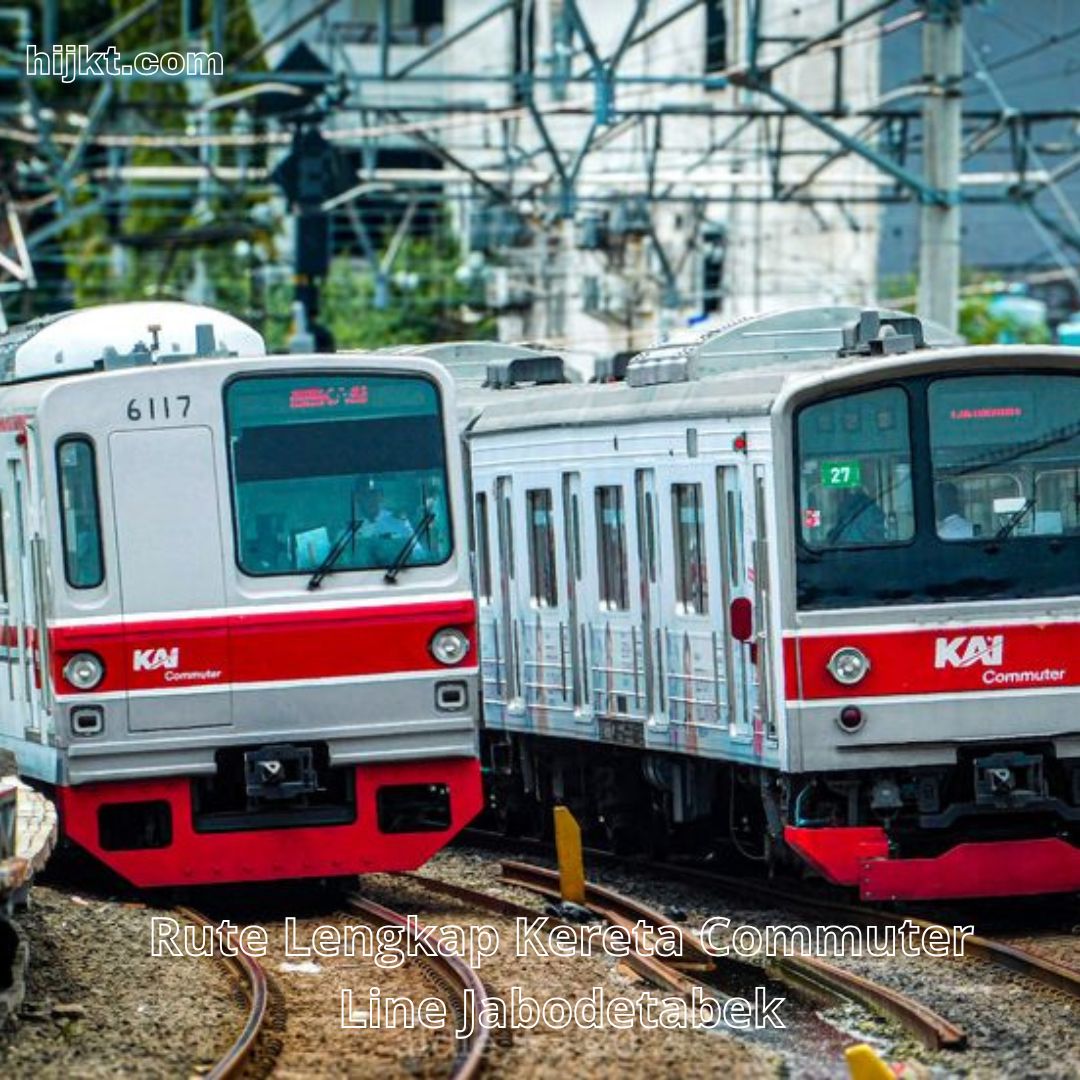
[225,373,451,577]
[796,386,915,549]
[929,373,1080,541]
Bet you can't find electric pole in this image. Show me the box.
[917,0,963,333]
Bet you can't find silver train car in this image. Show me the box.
[449,308,1080,901]
[0,302,481,887]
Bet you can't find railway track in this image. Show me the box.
[345,892,490,1080]
[497,858,966,1052]
[461,826,1080,1007]
[454,827,1080,1072]
[179,908,269,1080]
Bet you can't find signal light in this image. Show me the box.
[837,705,864,733]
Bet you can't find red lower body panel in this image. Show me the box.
[785,825,1080,901]
[58,758,483,888]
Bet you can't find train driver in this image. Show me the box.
[936,481,975,540]
[354,480,427,560]
[827,486,887,545]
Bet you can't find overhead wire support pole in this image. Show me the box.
[916,0,963,333]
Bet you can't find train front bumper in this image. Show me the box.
[785,825,1080,900]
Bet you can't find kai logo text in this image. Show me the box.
[934,635,1004,670]
[133,647,180,672]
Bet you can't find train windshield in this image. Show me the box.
[929,373,1080,541]
[225,373,452,577]
[795,369,1080,608]
[797,385,915,549]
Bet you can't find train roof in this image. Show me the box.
[374,340,581,387]
[462,307,1080,436]
[0,301,265,385]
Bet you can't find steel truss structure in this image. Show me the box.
[0,0,1077,332]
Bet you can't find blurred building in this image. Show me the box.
[249,0,883,355]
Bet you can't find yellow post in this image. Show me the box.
[553,805,586,905]
[844,1044,896,1080]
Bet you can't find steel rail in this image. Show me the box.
[643,860,1080,1004]
[770,953,966,1050]
[401,869,702,997]
[464,827,1080,1005]
[495,854,969,1050]
[178,907,268,1080]
[346,893,489,1080]
[499,859,715,969]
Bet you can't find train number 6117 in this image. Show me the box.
[126,395,192,422]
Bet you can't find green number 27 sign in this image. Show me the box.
[820,460,862,488]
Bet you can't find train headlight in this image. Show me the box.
[827,646,870,686]
[63,652,105,691]
[430,627,470,666]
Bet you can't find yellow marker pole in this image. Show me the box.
[844,1044,896,1080]
[553,805,586,905]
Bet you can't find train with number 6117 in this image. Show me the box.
[0,301,482,887]
[440,308,1080,901]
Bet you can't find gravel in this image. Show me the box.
[432,842,1080,1080]
[0,887,239,1079]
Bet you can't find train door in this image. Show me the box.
[493,476,520,707]
[5,454,43,739]
[108,427,230,731]
[634,469,665,724]
[751,464,777,746]
[717,466,753,740]
[587,475,648,740]
[660,473,725,747]
[520,484,573,727]
[560,473,588,716]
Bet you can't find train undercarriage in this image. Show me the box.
[483,732,1080,900]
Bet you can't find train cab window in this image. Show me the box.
[225,374,452,577]
[672,483,708,614]
[797,386,915,549]
[929,374,1080,541]
[526,489,558,607]
[595,486,629,610]
[56,438,104,589]
[474,493,492,602]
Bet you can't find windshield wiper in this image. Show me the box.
[995,497,1035,540]
[384,509,435,584]
[307,519,363,590]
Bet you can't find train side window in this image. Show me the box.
[474,493,492,602]
[569,492,583,581]
[797,386,914,549]
[57,438,105,589]
[496,478,514,579]
[0,494,6,604]
[725,488,741,586]
[526,489,558,607]
[595,485,628,611]
[672,483,708,614]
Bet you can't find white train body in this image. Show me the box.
[0,303,482,887]
[452,310,1080,900]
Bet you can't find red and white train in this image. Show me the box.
[0,302,481,887]
[452,309,1080,900]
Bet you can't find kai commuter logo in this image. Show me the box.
[133,647,180,672]
[934,634,1004,670]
